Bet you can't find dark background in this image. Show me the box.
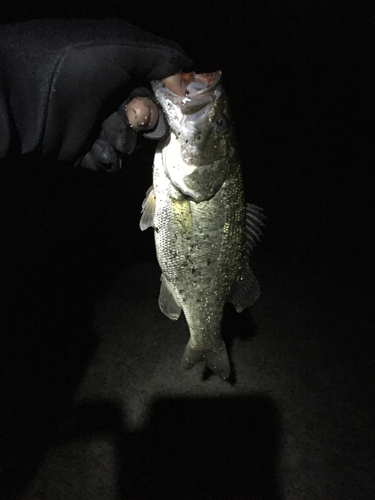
[0,2,374,499]
[1,1,372,274]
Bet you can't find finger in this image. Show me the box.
[126,97,158,130]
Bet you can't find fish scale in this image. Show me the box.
[141,71,264,378]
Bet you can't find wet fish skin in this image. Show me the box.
[154,137,245,379]
[141,72,263,379]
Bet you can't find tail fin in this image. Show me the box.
[181,339,231,379]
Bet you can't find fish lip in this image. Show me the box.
[183,71,222,97]
[154,70,222,99]
[152,71,223,121]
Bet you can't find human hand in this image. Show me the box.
[0,18,192,172]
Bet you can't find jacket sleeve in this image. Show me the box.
[0,18,192,163]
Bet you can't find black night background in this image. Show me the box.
[0,2,374,499]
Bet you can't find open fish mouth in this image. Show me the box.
[181,71,222,97]
[162,70,221,97]
[153,71,223,116]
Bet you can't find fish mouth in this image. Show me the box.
[162,71,221,98]
[153,71,222,115]
[181,71,222,97]
[151,71,227,167]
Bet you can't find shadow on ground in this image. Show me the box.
[118,396,281,500]
[35,395,283,500]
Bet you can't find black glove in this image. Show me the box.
[0,18,192,171]
[80,86,166,173]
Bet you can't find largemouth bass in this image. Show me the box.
[140,71,264,379]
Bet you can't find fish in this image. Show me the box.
[140,71,264,379]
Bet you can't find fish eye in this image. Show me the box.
[214,115,227,132]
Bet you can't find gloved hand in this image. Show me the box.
[0,18,192,172]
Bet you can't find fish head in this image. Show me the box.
[152,71,234,165]
[151,72,236,201]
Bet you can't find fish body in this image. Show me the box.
[141,72,263,378]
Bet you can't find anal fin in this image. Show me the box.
[229,262,261,313]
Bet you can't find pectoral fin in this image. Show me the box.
[140,186,156,231]
[158,275,181,320]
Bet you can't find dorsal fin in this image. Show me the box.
[228,204,265,313]
[245,204,266,257]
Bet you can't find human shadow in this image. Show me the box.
[63,394,283,500]
[118,395,283,500]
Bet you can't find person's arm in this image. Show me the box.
[0,18,192,168]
